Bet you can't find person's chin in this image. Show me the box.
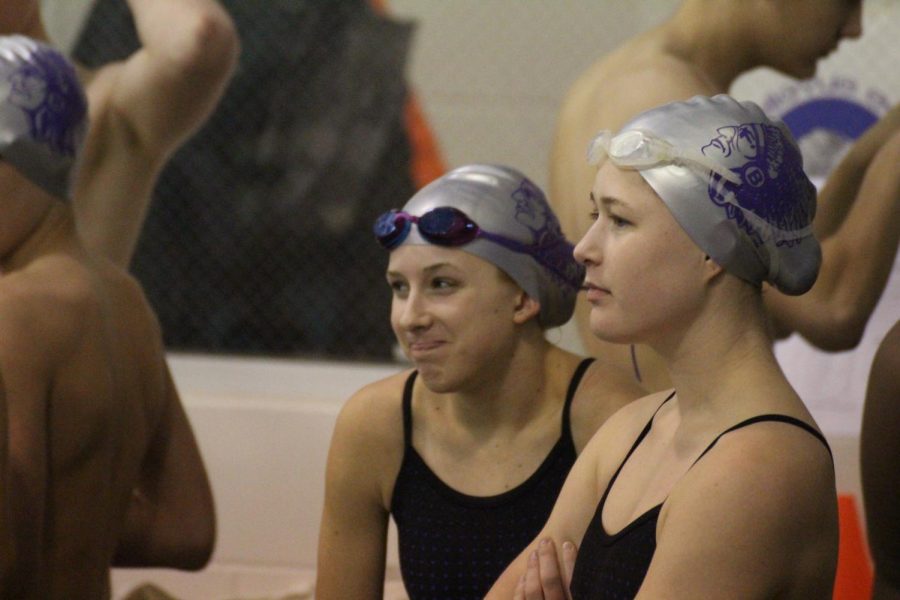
[775,58,818,81]
[589,317,630,345]
[417,367,458,394]
[793,58,821,81]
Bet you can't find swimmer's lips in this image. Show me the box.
[582,282,611,304]
[405,338,447,359]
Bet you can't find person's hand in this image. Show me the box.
[513,538,577,600]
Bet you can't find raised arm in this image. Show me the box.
[765,127,900,349]
[861,320,900,600]
[113,365,215,570]
[315,387,399,600]
[72,0,239,266]
[812,104,900,240]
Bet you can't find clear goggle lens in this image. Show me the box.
[588,129,743,185]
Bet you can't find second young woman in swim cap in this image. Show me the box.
[316,164,645,599]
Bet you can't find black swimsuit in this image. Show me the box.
[569,394,831,600]
[390,358,594,600]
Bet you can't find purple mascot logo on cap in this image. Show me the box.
[510,178,583,289]
[8,44,87,158]
[701,123,814,249]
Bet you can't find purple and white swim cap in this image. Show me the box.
[394,164,584,327]
[0,35,88,199]
[588,94,820,295]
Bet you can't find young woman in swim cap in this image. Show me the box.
[315,164,645,599]
[487,95,838,599]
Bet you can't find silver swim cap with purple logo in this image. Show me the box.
[588,94,820,295]
[0,35,88,199]
[382,164,585,327]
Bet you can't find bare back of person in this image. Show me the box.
[0,202,210,598]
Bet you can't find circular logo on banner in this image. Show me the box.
[760,76,889,186]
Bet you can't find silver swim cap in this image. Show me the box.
[0,35,88,199]
[377,164,584,327]
[588,94,820,295]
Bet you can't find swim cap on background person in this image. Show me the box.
[588,94,820,295]
[374,164,585,328]
[0,35,88,199]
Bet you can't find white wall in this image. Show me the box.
[389,0,679,194]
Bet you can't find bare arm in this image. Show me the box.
[765,128,900,349]
[637,428,837,599]
[113,364,215,570]
[485,415,615,599]
[861,320,900,600]
[812,104,900,240]
[73,0,239,266]
[315,387,400,600]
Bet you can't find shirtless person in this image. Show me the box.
[0,37,214,598]
[552,0,900,390]
[1,0,239,267]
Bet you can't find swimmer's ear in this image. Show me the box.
[513,291,541,324]
[703,255,725,283]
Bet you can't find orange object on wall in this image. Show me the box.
[369,0,446,188]
[834,494,873,600]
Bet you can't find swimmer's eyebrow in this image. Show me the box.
[386,263,456,278]
[602,196,626,207]
[591,192,627,210]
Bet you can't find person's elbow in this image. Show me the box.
[805,302,868,351]
[171,6,240,82]
[114,478,217,570]
[176,515,216,571]
[174,479,217,570]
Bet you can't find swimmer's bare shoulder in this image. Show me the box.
[570,358,647,452]
[0,255,100,384]
[0,252,167,453]
[328,370,411,504]
[559,33,720,140]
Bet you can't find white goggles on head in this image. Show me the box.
[587,129,743,185]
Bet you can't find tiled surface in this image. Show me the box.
[111,566,239,600]
[111,565,407,599]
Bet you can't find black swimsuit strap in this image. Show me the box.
[401,371,418,447]
[597,391,677,511]
[403,360,596,448]
[693,413,832,466]
[562,358,595,440]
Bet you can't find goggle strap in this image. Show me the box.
[587,129,743,185]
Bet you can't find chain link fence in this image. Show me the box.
[74,0,420,361]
